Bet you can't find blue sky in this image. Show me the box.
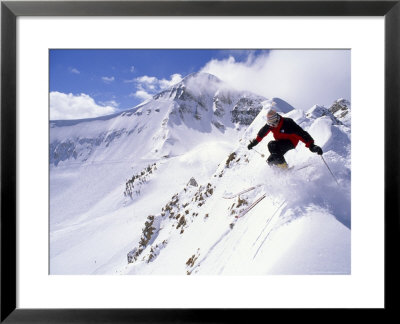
[49,49,350,120]
[49,49,268,119]
[50,50,223,108]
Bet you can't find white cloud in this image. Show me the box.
[200,50,351,110]
[99,100,119,108]
[130,66,135,73]
[132,90,153,101]
[69,67,80,74]
[135,75,158,85]
[132,73,183,102]
[159,73,183,89]
[102,76,115,83]
[50,92,118,120]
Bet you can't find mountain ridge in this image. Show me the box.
[50,72,271,166]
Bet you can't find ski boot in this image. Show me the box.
[276,162,289,169]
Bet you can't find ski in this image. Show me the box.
[223,184,263,199]
[289,164,311,172]
[284,163,312,172]
[235,193,267,219]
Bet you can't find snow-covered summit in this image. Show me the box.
[306,99,352,127]
[269,97,296,114]
[182,71,222,85]
[50,72,269,166]
[152,72,221,101]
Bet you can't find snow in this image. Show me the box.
[50,72,351,276]
[308,117,333,147]
[265,210,350,275]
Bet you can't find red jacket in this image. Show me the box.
[256,117,314,148]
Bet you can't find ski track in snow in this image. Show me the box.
[252,200,287,258]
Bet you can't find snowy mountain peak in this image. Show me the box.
[306,104,332,118]
[305,99,351,126]
[181,72,222,84]
[270,97,296,113]
[49,72,268,166]
[152,72,221,101]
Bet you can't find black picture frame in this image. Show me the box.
[1,0,399,322]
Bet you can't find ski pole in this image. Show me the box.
[321,155,340,186]
[253,148,265,158]
[248,140,265,158]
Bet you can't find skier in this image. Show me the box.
[247,109,323,168]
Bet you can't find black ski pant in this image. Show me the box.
[267,140,295,166]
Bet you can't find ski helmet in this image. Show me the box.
[267,109,280,127]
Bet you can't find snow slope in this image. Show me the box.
[49,73,351,275]
[118,99,351,275]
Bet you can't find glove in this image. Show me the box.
[309,144,323,155]
[247,139,258,150]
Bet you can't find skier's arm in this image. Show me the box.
[256,124,271,142]
[290,119,323,155]
[289,120,314,147]
[248,124,270,150]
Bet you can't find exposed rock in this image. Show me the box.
[187,177,198,187]
[231,97,264,125]
[329,99,351,126]
[306,105,342,125]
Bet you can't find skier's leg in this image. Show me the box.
[267,153,286,165]
[267,140,294,166]
[268,140,294,155]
